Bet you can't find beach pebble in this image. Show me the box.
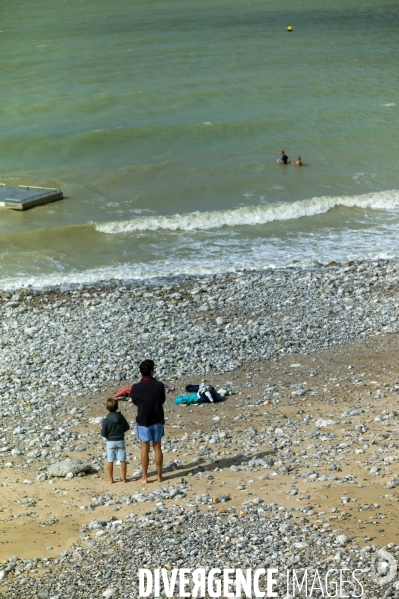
[335,534,349,546]
[88,520,107,530]
[315,419,336,428]
[294,542,309,550]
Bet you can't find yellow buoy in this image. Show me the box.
[287,26,293,31]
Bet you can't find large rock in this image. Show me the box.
[47,458,92,478]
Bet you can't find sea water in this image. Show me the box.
[1,0,399,288]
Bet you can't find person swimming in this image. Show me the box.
[292,156,302,166]
[277,150,288,164]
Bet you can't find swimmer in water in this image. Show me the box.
[277,150,288,164]
[292,156,302,166]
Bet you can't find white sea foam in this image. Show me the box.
[95,190,399,234]
[0,236,397,291]
[0,261,247,291]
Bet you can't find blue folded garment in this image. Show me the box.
[174,394,199,405]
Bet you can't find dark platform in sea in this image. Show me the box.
[0,185,63,211]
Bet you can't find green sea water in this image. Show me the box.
[1,0,399,287]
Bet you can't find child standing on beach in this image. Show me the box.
[101,398,130,484]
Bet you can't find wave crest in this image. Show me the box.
[95,190,399,234]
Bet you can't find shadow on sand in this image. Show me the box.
[145,450,277,482]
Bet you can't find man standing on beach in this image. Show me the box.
[130,359,165,484]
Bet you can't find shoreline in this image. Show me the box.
[1,257,398,401]
[1,256,398,295]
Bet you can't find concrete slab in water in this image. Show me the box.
[0,185,63,211]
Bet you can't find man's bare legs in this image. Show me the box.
[139,441,150,484]
[153,440,164,482]
[107,462,114,484]
[138,440,163,483]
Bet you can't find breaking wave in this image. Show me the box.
[95,190,399,234]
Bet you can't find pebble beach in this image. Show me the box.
[1,260,399,597]
[3,1,399,596]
